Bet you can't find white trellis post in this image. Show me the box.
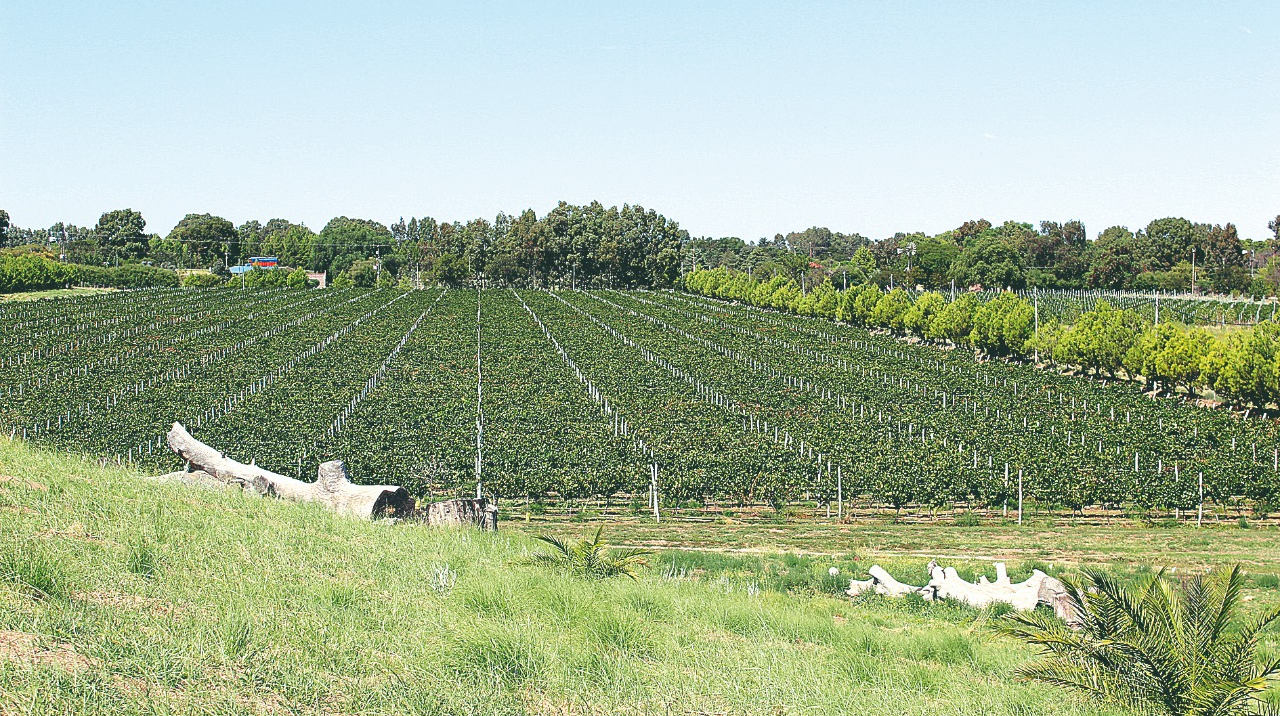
[1017,469,1023,526]
[650,463,661,523]
[837,465,843,519]
[1197,471,1203,528]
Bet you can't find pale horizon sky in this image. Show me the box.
[3,1,1277,242]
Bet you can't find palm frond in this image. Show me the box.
[1003,563,1279,716]
[529,527,650,580]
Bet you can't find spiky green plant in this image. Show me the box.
[531,526,652,580]
[1000,565,1280,715]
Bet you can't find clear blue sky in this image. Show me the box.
[2,1,1277,241]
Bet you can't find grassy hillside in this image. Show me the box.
[1,437,1135,715]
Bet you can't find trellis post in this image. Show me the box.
[650,463,660,523]
[1017,469,1023,526]
[837,465,843,519]
[1197,472,1203,528]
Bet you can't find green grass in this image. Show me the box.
[2,438,1263,715]
[0,286,117,302]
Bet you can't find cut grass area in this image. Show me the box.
[521,509,1280,575]
[518,511,1280,660]
[1,287,117,302]
[0,438,1138,715]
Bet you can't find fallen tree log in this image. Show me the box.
[164,422,410,519]
[846,560,1080,626]
[159,422,497,529]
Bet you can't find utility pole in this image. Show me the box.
[1191,247,1197,295]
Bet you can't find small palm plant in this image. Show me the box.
[531,526,652,580]
[1000,565,1280,716]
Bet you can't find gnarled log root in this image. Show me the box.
[847,560,1081,627]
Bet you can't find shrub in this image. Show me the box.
[75,263,178,288]
[0,252,77,292]
[531,527,651,580]
[180,271,224,288]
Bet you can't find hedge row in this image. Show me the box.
[0,253,179,292]
[684,267,1280,412]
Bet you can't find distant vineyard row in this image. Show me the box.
[2,286,1277,514]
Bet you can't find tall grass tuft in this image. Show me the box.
[447,626,542,687]
[126,537,161,578]
[0,546,72,600]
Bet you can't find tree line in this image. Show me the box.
[688,217,1280,297]
[0,202,686,291]
[2,206,1278,295]
[685,267,1280,413]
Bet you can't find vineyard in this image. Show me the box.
[3,286,1279,517]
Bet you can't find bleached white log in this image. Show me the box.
[926,564,1046,611]
[164,422,412,519]
[868,565,927,597]
[846,560,1080,626]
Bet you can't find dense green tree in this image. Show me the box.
[166,213,236,267]
[970,292,1034,357]
[285,266,310,288]
[1201,321,1280,408]
[913,236,959,286]
[346,258,378,287]
[1137,217,1196,271]
[314,217,392,275]
[901,291,945,337]
[93,208,147,261]
[953,218,991,246]
[1029,319,1067,365]
[235,220,264,263]
[1084,226,1139,288]
[261,224,316,269]
[1057,301,1145,377]
[948,235,1027,289]
[432,253,469,286]
[850,283,882,326]
[1031,219,1087,284]
[927,292,977,345]
[1123,322,1179,390]
[870,287,912,331]
[848,246,877,281]
[1157,325,1212,393]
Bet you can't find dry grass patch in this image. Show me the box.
[75,590,174,615]
[0,630,95,673]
